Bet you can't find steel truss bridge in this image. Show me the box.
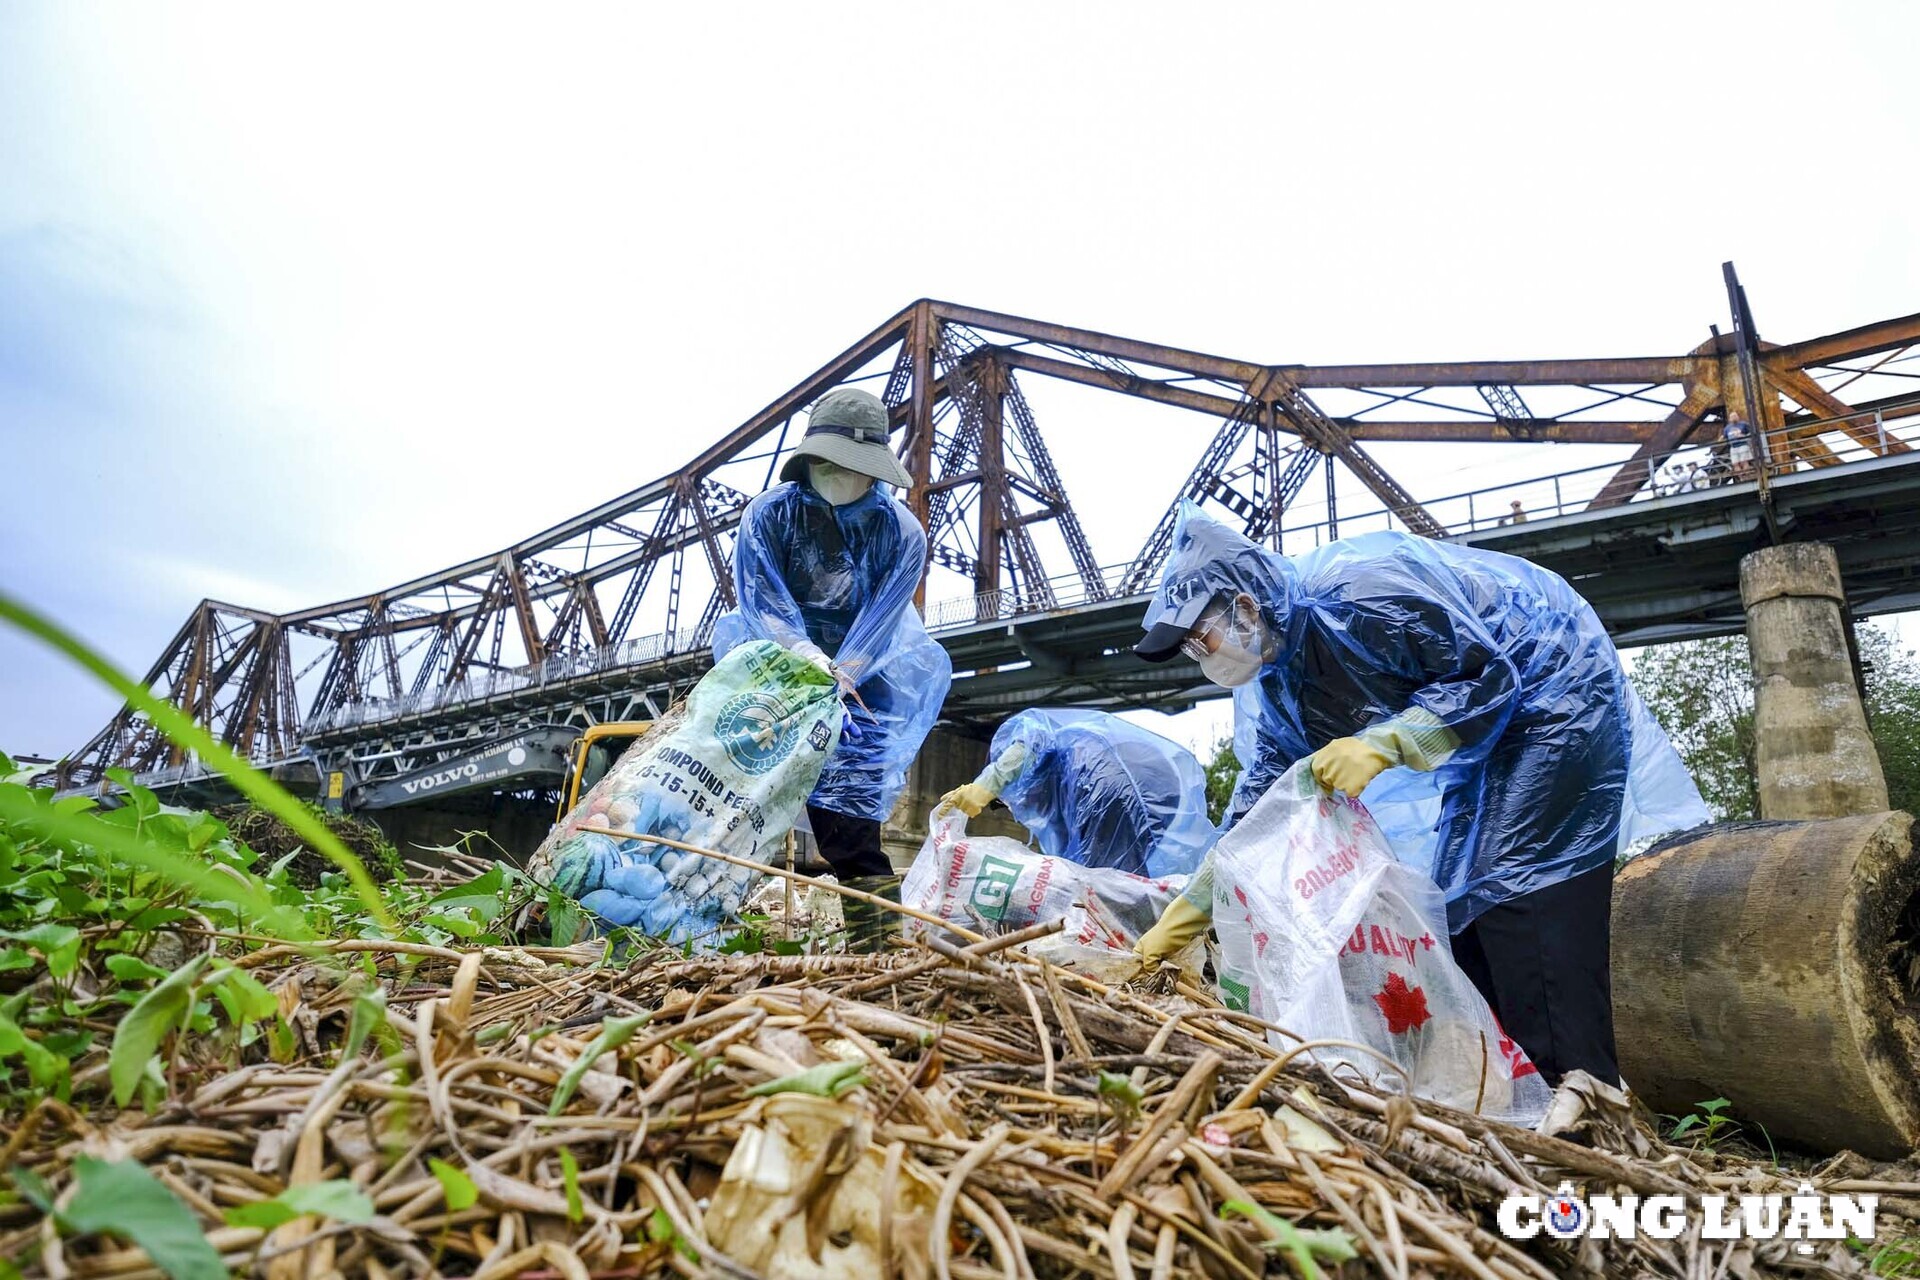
[47,269,1920,807]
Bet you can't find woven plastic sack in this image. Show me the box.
[900,809,1189,969]
[1209,761,1551,1124]
[529,641,842,948]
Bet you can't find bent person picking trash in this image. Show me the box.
[939,707,1216,879]
[1130,502,1708,1087]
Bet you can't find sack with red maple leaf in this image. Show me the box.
[1207,762,1552,1125]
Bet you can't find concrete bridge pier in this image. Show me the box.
[1739,542,1889,819]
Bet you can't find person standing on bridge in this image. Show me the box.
[1723,415,1755,482]
[1127,501,1707,1084]
[711,387,952,948]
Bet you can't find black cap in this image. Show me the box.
[1133,577,1220,663]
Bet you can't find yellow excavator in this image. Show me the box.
[554,721,652,822]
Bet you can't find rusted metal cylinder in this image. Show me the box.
[1612,811,1920,1157]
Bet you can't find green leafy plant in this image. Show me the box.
[222,1179,375,1230]
[0,748,581,1110]
[744,1059,867,1099]
[25,1155,227,1280]
[1096,1069,1145,1140]
[1202,736,1241,825]
[717,920,806,957]
[549,1013,650,1114]
[0,1014,67,1095]
[429,1158,477,1211]
[425,1158,478,1266]
[1853,1234,1920,1278]
[0,592,389,928]
[646,1206,700,1263]
[1666,1097,1741,1148]
[1220,1199,1357,1280]
[559,1148,584,1223]
[110,952,210,1106]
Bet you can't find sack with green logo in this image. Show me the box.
[899,808,1188,964]
[529,640,842,948]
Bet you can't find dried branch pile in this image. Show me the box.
[1,932,1905,1279]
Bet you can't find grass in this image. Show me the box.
[0,590,601,1113]
[1856,1235,1920,1278]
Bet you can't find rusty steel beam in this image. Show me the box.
[993,344,1659,442]
[929,301,1265,384]
[686,478,738,611]
[1767,366,1912,456]
[975,359,1007,599]
[1587,381,1719,509]
[991,346,1249,416]
[444,568,508,684]
[905,301,940,538]
[1342,419,1657,444]
[503,554,545,665]
[1288,356,1699,388]
[1255,369,1446,538]
[1765,312,1920,370]
[1785,392,1920,433]
[1001,364,1104,597]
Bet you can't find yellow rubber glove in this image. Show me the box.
[1135,895,1212,964]
[1309,737,1395,796]
[939,782,996,817]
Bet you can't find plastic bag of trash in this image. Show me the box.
[529,640,843,948]
[900,807,1190,971]
[1209,761,1551,1124]
[706,1090,941,1278]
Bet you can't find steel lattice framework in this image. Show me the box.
[52,290,1920,794]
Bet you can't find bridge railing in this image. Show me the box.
[1274,399,1920,549]
[304,624,710,735]
[921,563,1144,630]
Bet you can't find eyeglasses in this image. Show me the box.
[1178,604,1232,661]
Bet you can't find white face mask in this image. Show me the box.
[1184,594,1270,687]
[1198,642,1264,688]
[809,461,874,507]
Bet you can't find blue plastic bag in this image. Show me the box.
[983,708,1216,878]
[1146,501,1708,930]
[713,481,952,823]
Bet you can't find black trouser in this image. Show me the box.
[1450,858,1618,1087]
[805,804,893,880]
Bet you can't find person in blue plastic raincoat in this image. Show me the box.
[938,708,1217,879]
[712,387,953,946]
[1130,502,1707,1083]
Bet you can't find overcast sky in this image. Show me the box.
[4,1,1917,762]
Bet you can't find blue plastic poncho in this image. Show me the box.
[713,480,953,823]
[983,709,1217,878]
[1148,502,1707,930]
